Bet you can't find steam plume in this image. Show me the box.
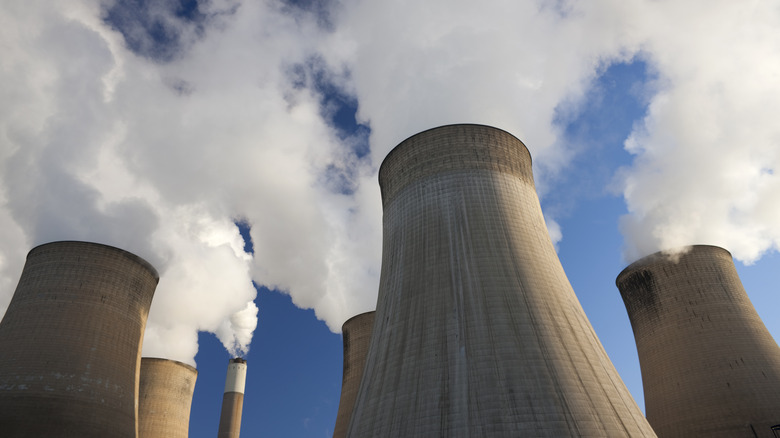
[0,0,777,366]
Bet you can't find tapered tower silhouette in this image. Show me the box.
[616,245,780,437]
[218,357,247,438]
[333,311,375,438]
[0,241,158,437]
[139,358,198,438]
[347,124,656,437]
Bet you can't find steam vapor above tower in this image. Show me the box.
[218,357,248,438]
[333,311,375,438]
[138,357,198,438]
[617,245,780,437]
[0,241,158,437]
[347,124,656,437]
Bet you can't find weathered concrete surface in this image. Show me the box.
[0,241,158,437]
[333,311,375,438]
[617,245,780,437]
[139,358,198,438]
[218,393,245,438]
[348,124,656,437]
[218,358,247,438]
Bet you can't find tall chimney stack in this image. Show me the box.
[218,357,247,438]
[617,245,780,437]
[347,124,656,437]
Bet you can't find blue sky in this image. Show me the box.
[0,1,779,437]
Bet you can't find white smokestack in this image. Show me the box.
[218,358,247,438]
[224,358,248,394]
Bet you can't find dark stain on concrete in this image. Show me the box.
[617,269,660,319]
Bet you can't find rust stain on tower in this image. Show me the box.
[617,245,780,437]
[139,357,198,438]
[0,241,158,437]
[347,124,656,437]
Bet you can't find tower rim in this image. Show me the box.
[616,244,733,287]
[377,124,533,207]
[141,357,198,374]
[379,123,529,176]
[29,240,160,281]
[341,311,375,331]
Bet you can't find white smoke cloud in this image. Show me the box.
[0,0,371,364]
[327,0,632,171]
[546,217,564,251]
[326,0,780,263]
[217,300,259,357]
[1,0,777,366]
[613,0,780,263]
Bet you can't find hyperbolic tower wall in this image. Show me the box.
[333,311,375,438]
[218,357,247,438]
[0,241,158,437]
[616,245,780,437]
[347,124,656,437]
[139,357,198,438]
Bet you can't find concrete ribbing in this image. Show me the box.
[333,311,375,438]
[0,241,158,437]
[617,245,780,437]
[138,358,198,438]
[347,124,656,437]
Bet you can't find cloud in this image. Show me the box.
[325,0,780,264]
[613,0,780,263]
[327,0,624,171]
[1,0,776,365]
[0,0,372,363]
[546,216,563,251]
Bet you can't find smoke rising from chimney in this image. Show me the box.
[324,0,780,266]
[0,0,777,367]
[614,1,780,263]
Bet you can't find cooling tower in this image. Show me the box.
[616,245,780,437]
[138,357,198,438]
[333,311,375,438]
[218,357,247,438]
[347,124,656,437]
[0,241,158,437]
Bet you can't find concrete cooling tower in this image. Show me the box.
[138,357,198,438]
[333,311,375,438]
[218,357,247,438]
[347,124,656,437]
[616,245,780,437]
[0,241,158,437]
